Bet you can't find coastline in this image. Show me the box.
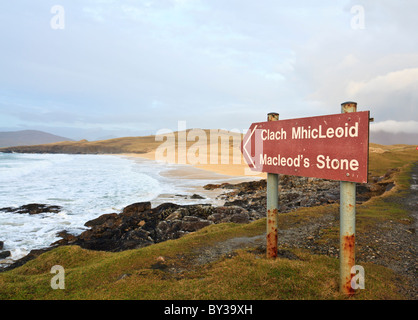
[0,151,262,265]
[1,155,417,300]
[118,152,265,207]
[118,151,266,179]
[0,148,266,269]
[0,152,260,265]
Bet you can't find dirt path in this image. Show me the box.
[368,163,417,299]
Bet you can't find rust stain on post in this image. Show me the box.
[267,208,278,258]
[342,234,356,296]
[343,235,355,258]
[267,112,279,122]
[341,101,357,114]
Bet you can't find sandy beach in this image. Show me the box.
[121,149,266,179]
[120,151,265,206]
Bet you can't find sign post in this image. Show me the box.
[266,113,279,259]
[241,103,370,295]
[339,102,358,296]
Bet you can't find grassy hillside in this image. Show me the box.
[0,214,407,300]
[369,143,418,177]
[0,144,417,300]
[0,134,160,154]
[0,130,242,155]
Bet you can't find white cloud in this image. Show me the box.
[0,1,417,140]
[371,120,418,134]
[347,68,418,96]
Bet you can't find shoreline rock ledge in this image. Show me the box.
[53,201,250,252]
[1,172,393,272]
[0,203,62,215]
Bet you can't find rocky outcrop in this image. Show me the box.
[0,251,11,259]
[52,174,389,253]
[53,201,250,252]
[0,241,10,259]
[209,174,391,217]
[1,248,52,271]
[0,203,62,215]
[1,170,396,271]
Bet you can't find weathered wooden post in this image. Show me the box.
[339,101,357,295]
[266,112,279,259]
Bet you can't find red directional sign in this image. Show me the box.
[241,111,370,183]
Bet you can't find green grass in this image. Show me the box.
[0,212,407,300]
[0,238,406,300]
[358,159,416,227]
[0,145,416,300]
[369,144,418,177]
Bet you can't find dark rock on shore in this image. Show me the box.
[53,174,383,254]
[0,239,11,260]
[0,203,62,215]
[2,168,398,271]
[208,174,392,217]
[0,247,56,272]
[190,194,205,199]
[0,251,11,259]
[53,200,251,252]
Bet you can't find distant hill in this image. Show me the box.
[0,129,241,155]
[0,130,74,148]
[1,128,415,160]
[370,131,416,145]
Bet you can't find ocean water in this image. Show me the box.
[0,153,235,263]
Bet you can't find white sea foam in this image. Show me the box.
[0,154,182,262]
[0,153,254,265]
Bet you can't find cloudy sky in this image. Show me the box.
[0,0,417,141]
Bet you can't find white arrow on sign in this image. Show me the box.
[242,125,258,168]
